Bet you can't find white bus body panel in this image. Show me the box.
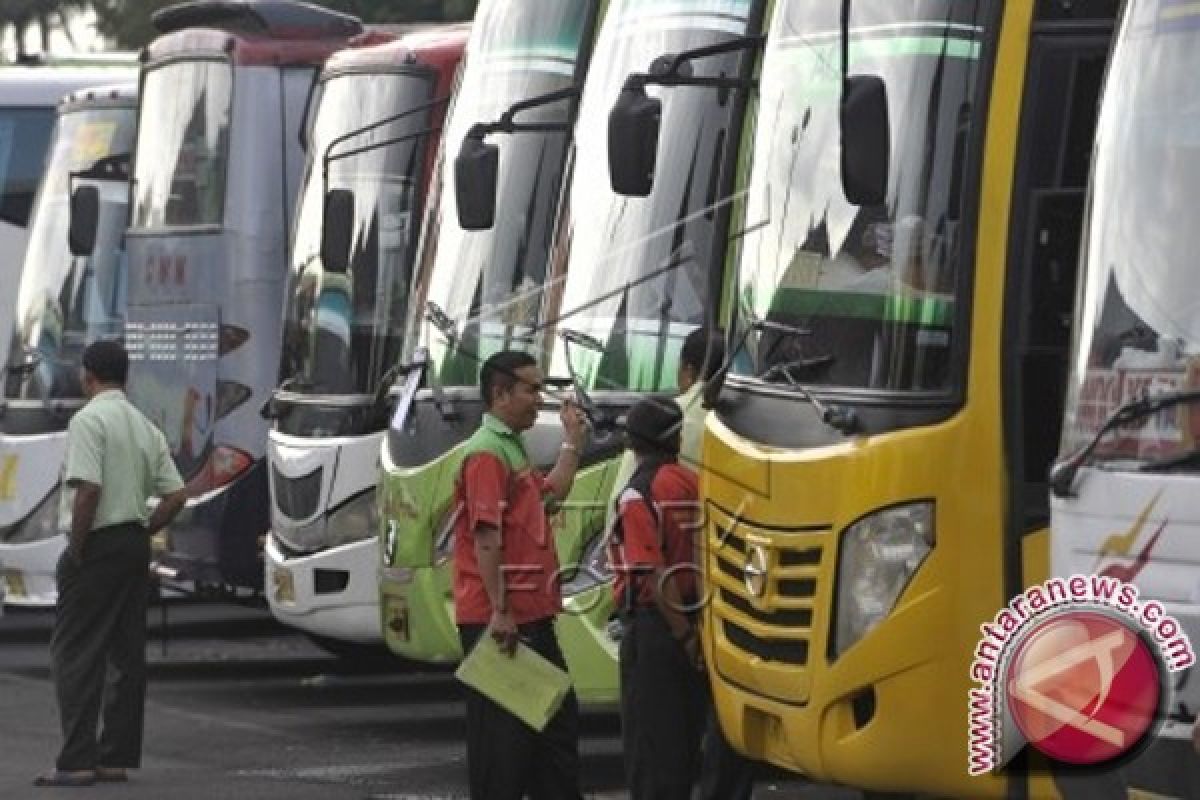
[0,432,68,606]
[1051,468,1200,734]
[265,430,383,643]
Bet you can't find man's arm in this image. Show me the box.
[148,430,187,536]
[544,399,588,503]
[462,453,519,654]
[67,481,101,563]
[473,522,517,654]
[146,488,187,537]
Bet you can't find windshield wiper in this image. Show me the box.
[426,301,458,345]
[557,328,610,430]
[702,310,854,434]
[702,310,811,406]
[1050,389,1200,496]
[760,358,858,435]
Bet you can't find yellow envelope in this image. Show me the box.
[455,632,572,732]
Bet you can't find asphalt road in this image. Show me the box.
[0,600,860,800]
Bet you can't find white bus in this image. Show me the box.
[0,82,137,606]
[0,63,135,362]
[1052,0,1200,795]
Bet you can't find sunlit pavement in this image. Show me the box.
[0,601,860,799]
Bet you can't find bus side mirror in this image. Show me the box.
[321,189,354,273]
[455,128,498,230]
[608,79,661,197]
[840,75,890,206]
[68,185,100,257]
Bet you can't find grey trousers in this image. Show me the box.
[51,522,150,771]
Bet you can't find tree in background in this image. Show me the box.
[1,0,91,59]
[83,0,479,51]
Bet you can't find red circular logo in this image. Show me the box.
[1005,610,1161,765]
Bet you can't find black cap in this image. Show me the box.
[622,397,683,456]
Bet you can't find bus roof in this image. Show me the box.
[144,0,362,67]
[61,82,139,112]
[322,24,470,75]
[0,66,139,107]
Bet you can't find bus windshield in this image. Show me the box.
[1062,0,1200,468]
[132,60,232,229]
[0,107,56,233]
[6,105,136,402]
[280,70,433,397]
[546,0,756,393]
[414,0,592,387]
[732,0,990,393]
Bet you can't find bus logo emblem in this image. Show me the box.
[744,544,769,599]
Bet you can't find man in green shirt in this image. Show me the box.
[35,341,188,788]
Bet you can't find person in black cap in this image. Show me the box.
[609,397,706,799]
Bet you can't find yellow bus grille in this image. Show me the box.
[707,504,831,704]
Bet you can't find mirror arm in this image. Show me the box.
[472,86,581,140]
[324,94,450,166]
[841,0,850,89]
[325,126,439,167]
[635,33,766,89]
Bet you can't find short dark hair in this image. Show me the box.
[623,397,682,457]
[82,339,128,386]
[681,327,726,382]
[479,350,538,408]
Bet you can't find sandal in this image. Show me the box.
[33,769,96,787]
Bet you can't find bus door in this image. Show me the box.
[1003,26,1112,594]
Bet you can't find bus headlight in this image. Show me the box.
[0,485,65,545]
[834,501,934,658]
[325,489,380,549]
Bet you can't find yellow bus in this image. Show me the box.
[698,0,1115,796]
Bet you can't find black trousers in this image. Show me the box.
[619,609,707,800]
[695,701,757,800]
[51,522,150,771]
[458,619,582,800]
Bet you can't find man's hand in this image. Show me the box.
[560,399,588,450]
[490,608,519,656]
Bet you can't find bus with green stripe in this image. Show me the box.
[377,0,767,706]
[689,0,1116,796]
[377,0,604,674]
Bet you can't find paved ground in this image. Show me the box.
[0,600,859,799]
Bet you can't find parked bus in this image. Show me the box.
[379,0,766,706]
[0,82,137,607]
[0,62,136,366]
[376,0,603,668]
[695,0,1114,796]
[1052,1,1200,795]
[264,26,468,651]
[127,0,361,593]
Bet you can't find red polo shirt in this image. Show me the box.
[452,416,562,625]
[609,463,700,610]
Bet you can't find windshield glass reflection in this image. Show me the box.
[732,0,988,393]
[411,0,594,387]
[1062,1,1200,467]
[6,105,135,402]
[281,70,433,397]
[546,0,756,393]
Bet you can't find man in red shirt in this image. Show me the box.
[453,350,587,800]
[610,397,705,800]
